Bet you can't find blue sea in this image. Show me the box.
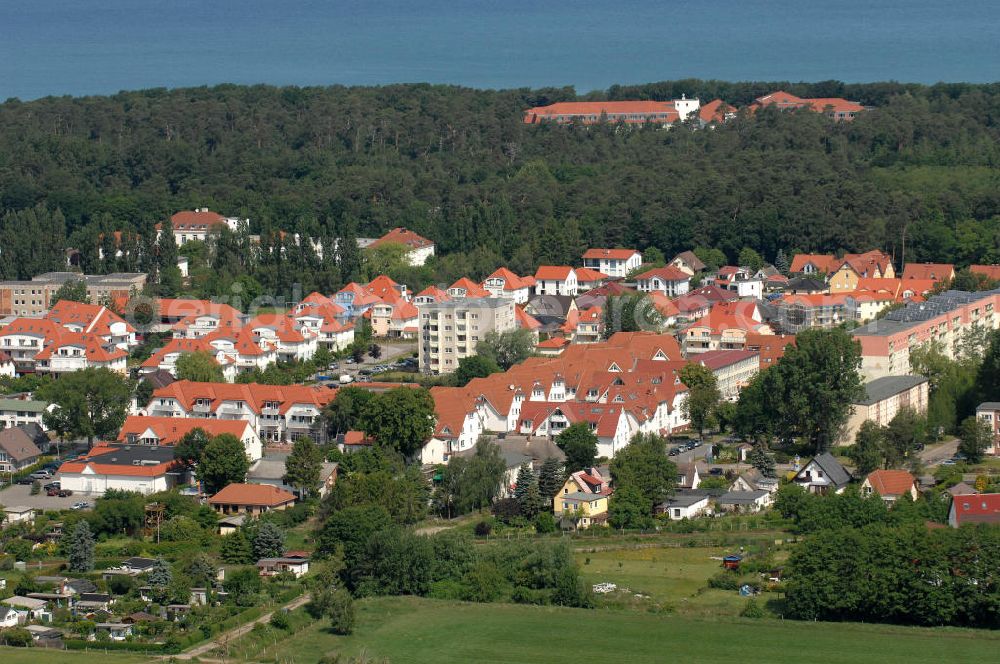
[2,0,998,100]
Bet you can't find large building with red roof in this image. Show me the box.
[145,380,337,443]
[752,91,868,121]
[118,415,262,461]
[59,444,185,495]
[523,96,701,126]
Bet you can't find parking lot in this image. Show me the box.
[316,340,418,384]
[0,481,94,511]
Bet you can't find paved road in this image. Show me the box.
[175,593,311,660]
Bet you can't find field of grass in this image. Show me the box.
[0,648,151,664]
[225,596,1000,664]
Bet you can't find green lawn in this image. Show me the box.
[237,596,1000,664]
[0,648,152,664]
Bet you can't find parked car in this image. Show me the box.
[70,501,90,510]
[668,448,680,457]
[59,489,73,497]
[16,477,34,485]
[29,470,52,480]
[43,481,60,491]
[709,467,724,476]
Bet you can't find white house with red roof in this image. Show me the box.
[447,277,491,299]
[582,248,642,278]
[635,266,691,297]
[245,313,318,362]
[335,282,383,318]
[369,299,419,338]
[948,493,1000,528]
[482,268,535,303]
[573,267,608,292]
[158,209,246,246]
[368,228,435,266]
[534,266,578,297]
[682,301,772,355]
[58,444,185,495]
[861,470,918,504]
[146,380,336,443]
[118,415,262,461]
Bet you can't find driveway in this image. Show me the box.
[0,482,94,511]
[175,593,311,660]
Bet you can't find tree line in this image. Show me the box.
[3,80,1000,293]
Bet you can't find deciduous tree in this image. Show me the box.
[556,422,598,474]
[196,433,250,493]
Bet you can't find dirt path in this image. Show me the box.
[173,593,311,660]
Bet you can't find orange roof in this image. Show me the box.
[415,285,451,302]
[524,101,679,125]
[59,445,182,478]
[688,301,767,335]
[537,337,571,349]
[169,209,227,230]
[647,292,679,318]
[754,91,865,115]
[117,416,250,445]
[208,483,296,507]
[789,253,839,274]
[366,275,404,301]
[901,263,954,281]
[574,267,608,283]
[152,380,335,414]
[865,470,916,498]
[369,227,434,250]
[448,277,490,298]
[534,266,575,281]
[971,265,1000,281]
[337,282,384,307]
[484,267,534,292]
[698,99,736,123]
[745,332,795,369]
[515,306,542,330]
[582,248,639,261]
[635,266,689,282]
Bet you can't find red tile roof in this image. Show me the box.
[152,380,336,414]
[865,470,916,498]
[484,268,534,292]
[448,277,491,298]
[970,265,1000,281]
[789,254,839,274]
[208,483,296,507]
[635,266,690,282]
[524,101,679,125]
[59,445,182,478]
[901,263,954,282]
[169,209,227,230]
[534,266,575,281]
[573,267,608,283]
[583,248,640,261]
[698,99,737,123]
[370,227,434,250]
[950,493,1000,526]
[117,416,250,446]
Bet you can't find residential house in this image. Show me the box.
[841,375,929,444]
[534,266,578,297]
[729,468,779,494]
[117,415,262,462]
[582,248,642,278]
[635,266,691,297]
[745,332,795,372]
[0,398,48,430]
[948,493,1000,527]
[827,251,895,292]
[482,268,535,304]
[3,506,36,527]
[367,228,435,266]
[698,99,737,125]
[208,483,296,516]
[789,254,839,276]
[368,299,419,338]
[676,463,701,490]
[793,453,852,494]
[0,350,13,377]
[975,402,1000,455]
[0,426,43,473]
[656,491,711,520]
[335,282,384,319]
[247,453,338,498]
[257,557,310,578]
[902,263,955,283]
[970,265,1000,282]
[96,623,133,641]
[159,208,244,245]
[681,301,773,355]
[716,490,772,513]
[574,267,608,292]
[1,607,21,627]
[670,251,707,276]
[447,277,491,299]
[58,445,184,495]
[1,596,49,624]
[861,470,918,504]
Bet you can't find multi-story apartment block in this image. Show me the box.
[0,398,48,430]
[146,380,336,444]
[975,402,1000,456]
[418,298,516,374]
[853,290,1000,380]
[0,272,146,317]
[581,249,642,279]
[841,375,929,444]
[693,349,760,401]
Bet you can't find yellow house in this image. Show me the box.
[554,491,609,529]
[829,252,895,293]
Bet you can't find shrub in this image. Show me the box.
[534,511,557,534]
[474,520,493,537]
[707,572,739,591]
[1,627,33,647]
[741,598,765,619]
[269,611,291,630]
[30,480,41,495]
[326,588,355,635]
[491,498,522,525]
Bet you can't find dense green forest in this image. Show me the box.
[2,79,1000,295]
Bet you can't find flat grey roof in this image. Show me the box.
[717,490,769,504]
[855,375,928,406]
